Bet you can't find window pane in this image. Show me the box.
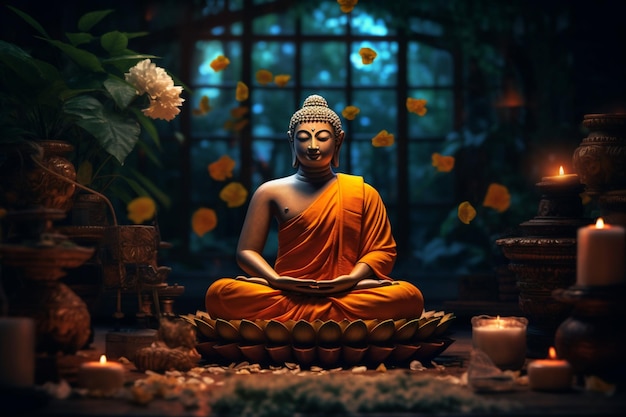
[251,89,295,138]
[301,42,348,86]
[250,139,292,186]
[349,89,397,137]
[349,141,397,203]
[191,41,241,86]
[351,41,397,86]
[407,42,453,87]
[302,3,348,35]
[252,41,295,80]
[190,87,240,136]
[350,7,395,36]
[407,89,454,136]
[408,141,455,205]
[253,11,295,34]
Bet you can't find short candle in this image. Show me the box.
[527,346,574,391]
[577,218,626,286]
[471,315,528,371]
[541,166,580,186]
[78,354,125,395]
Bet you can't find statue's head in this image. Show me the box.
[287,95,344,140]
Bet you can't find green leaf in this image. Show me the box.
[124,31,150,40]
[132,108,160,149]
[77,9,114,32]
[65,32,94,47]
[103,76,137,109]
[44,39,104,72]
[64,95,140,165]
[7,6,50,39]
[101,31,128,56]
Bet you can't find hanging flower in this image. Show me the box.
[371,130,395,147]
[236,81,249,101]
[274,74,291,87]
[256,69,273,85]
[208,155,236,181]
[124,59,185,121]
[219,182,248,208]
[431,153,455,172]
[210,55,230,72]
[192,208,218,237]
[127,196,157,224]
[359,47,378,64]
[457,201,477,224]
[337,0,358,13]
[407,98,428,116]
[482,183,511,213]
[192,95,211,116]
[342,105,360,120]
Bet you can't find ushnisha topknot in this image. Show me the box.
[287,94,344,139]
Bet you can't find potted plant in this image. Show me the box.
[0,5,185,222]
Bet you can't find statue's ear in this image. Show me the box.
[331,131,344,168]
[290,139,299,168]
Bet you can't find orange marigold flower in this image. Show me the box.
[337,0,358,13]
[236,81,249,101]
[256,69,273,85]
[406,98,428,116]
[371,129,395,147]
[192,207,217,237]
[457,201,477,225]
[274,74,291,87]
[192,95,211,116]
[220,182,248,208]
[359,47,377,65]
[482,183,511,213]
[127,196,156,224]
[431,152,455,172]
[342,105,360,120]
[210,55,230,72]
[230,106,249,119]
[208,155,236,181]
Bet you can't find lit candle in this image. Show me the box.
[541,166,580,186]
[471,315,528,371]
[577,218,626,286]
[0,317,35,387]
[78,354,125,395]
[527,346,574,391]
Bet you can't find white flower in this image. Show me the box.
[125,59,184,121]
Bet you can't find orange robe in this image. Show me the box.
[205,174,424,322]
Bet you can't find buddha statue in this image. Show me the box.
[205,94,424,322]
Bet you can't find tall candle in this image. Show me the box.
[527,346,573,391]
[0,317,35,388]
[78,355,125,395]
[577,218,626,286]
[471,315,528,371]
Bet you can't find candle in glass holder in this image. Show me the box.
[78,354,125,395]
[577,218,626,286]
[528,346,574,391]
[541,166,580,186]
[471,315,528,370]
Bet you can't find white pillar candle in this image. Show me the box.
[577,218,626,286]
[0,317,35,388]
[471,315,528,371]
[78,355,125,395]
[528,347,574,391]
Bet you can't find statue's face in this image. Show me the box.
[293,122,336,168]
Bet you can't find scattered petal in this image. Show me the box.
[255,69,273,85]
[192,208,217,237]
[274,74,291,87]
[431,152,455,172]
[341,105,360,120]
[482,183,511,213]
[210,55,230,72]
[236,81,249,101]
[127,196,157,224]
[208,155,236,181]
[337,0,358,13]
[192,95,211,116]
[371,129,395,147]
[458,201,477,224]
[359,47,377,64]
[219,182,248,208]
[407,98,428,116]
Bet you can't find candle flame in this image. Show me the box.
[596,218,605,229]
[496,315,501,328]
[559,166,564,176]
[99,354,107,364]
[548,346,557,359]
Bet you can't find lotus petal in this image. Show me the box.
[292,319,316,346]
[215,318,241,341]
[368,319,395,344]
[265,320,292,345]
[393,318,419,342]
[317,320,342,346]
[341,319,368,346]
[239,319,266,343]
